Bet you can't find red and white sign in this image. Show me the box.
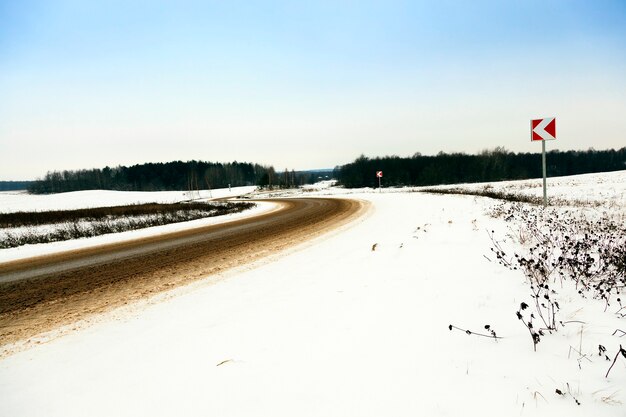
[531,117,556,141]
[376,171,383,178]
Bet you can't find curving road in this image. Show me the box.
[0,198,366,351]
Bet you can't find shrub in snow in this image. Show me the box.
[489,202,626,375]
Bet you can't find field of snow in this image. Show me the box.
[296,171,626,209]
[0,186,272,263]
[421,170,626,208]
[0,186,258,213]
[1,172,625,416]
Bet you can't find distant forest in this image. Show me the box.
[28,161,329,194]
[335,147,626,188]
[0,181,34,191]
[25,147,626,194]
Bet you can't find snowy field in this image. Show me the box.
[1,172,625,416]
[296,171,626,209]
[0,186,271,263]
[420,170,626,208]
[0,186,258,213]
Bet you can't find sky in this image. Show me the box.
[1,0,625,180]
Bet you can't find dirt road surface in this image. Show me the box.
[0,198,366,354]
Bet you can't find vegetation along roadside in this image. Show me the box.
[0,201,255,249]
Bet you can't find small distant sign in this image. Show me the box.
[376,171,383,178]
[531,117,556,141]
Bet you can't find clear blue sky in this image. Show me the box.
[1,0,625,179]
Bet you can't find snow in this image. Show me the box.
[419,170,626,208]
[292,170,626,208]
[0,186,258,213]
[1,172,626,416]
[0,186,272,263]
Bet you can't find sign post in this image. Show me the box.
[376,171,383,191]
[531,117,556,206]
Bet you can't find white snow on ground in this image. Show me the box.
[294,171,626,209]
[0,186,258,213]
[421,170,626,208]
[1,172,625,416]
[0,186,269,263]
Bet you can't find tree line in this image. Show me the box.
[28,147,622,194]
[0,181,34,191]
[335,147,626,188]
[28,161,326,194]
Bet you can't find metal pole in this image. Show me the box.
[378,176,381,191]
[542,140,547,206]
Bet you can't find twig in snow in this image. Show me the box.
[532,391,548,405]
[605,345,626,378]
[516,302,541,351]
[566,383,581,405]
[567,346,592,369]
[448,324,502,339]
[559,320,586,326]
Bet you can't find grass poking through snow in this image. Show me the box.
[0,201,255,248]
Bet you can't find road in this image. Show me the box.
[0,197,366,353]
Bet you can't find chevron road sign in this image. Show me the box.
[531,117,557,206]
[531,117,556,141]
